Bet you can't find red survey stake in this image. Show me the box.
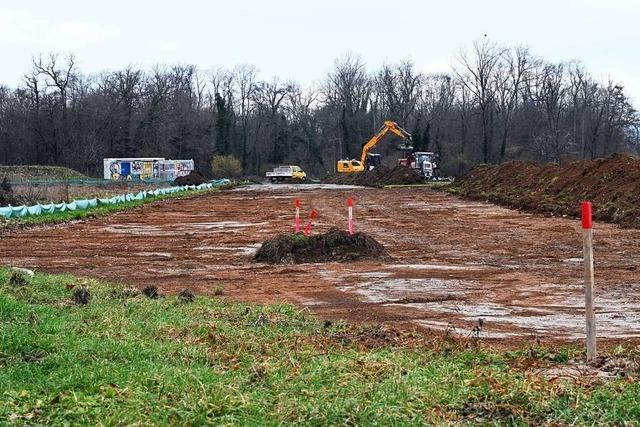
[347,197,354,235]
[581,201,592,229]
[304,209,318,236]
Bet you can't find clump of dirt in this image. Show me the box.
[142,285,160,299]
[109,287,140,300]
[8,271,29,287]
[178,288,195,303]
[254,227,389,264]
[323,166,423,187]
[73,287,91,305]
[452,153,640,228]
[0,177,20,206]
[174,170,206,186]
[328,325,407,349]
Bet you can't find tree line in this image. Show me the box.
[0,39,638,178]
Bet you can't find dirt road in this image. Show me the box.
[2,184,639,344]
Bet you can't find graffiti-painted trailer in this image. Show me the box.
[103,158,194,181]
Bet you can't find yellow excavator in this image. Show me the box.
[336,120,413,173]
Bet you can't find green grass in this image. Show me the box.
[0,186,225,229]
[0,166,88,181]
[1,269,639,425]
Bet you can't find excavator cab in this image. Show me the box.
[337,159,364,173]
[365,154,381,170]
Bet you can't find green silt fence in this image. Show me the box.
[0,179,230,219]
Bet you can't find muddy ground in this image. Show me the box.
[1,184,639,345]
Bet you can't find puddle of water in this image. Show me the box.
[137,252,172,258]
[105,221,268,236]
[358,271,395,278]
[395,301,513,317]
[414,319,520,339]
[407,300,640,339]
[237,243,262,255]
[386,263,481,271]
[340,278,471,303]
[194,243,261,256]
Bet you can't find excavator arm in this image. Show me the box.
[358,121,412,165]
[336,120,412,173]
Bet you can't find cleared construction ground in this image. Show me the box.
[1,184,639,345]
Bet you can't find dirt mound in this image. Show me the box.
[0,165,87,181]
[174,170,206,186]
[0,177,20,206]
[323,166,423,187]
[452,153,640,227]
[254,227,389,264]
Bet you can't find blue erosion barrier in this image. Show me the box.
[0,179,230,219]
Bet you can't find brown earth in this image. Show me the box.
[323,165,423,186]
[1,183,640,347]
[453,153,640,228]
[174,170,206,186]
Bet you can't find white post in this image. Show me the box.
[347,197,354,235]
[294,199,301,233]
[581,201,596,361]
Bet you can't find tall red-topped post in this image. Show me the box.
[581,201,596,361]
[294,199,301,233]
[347,197,354,235]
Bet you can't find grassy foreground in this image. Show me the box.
[1,269,639,425]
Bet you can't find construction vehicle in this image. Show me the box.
[337,120,413,173]
[266,165,307,183]
[398,151,441,180]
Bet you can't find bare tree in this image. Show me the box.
[494,47,536,161]
[376,60,422,125]
[456,39,504,163]
[233,64,257,169]
[323,54,371,159]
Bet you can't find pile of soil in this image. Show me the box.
[174,170,206,186]
[254,227,389,264]
[323,166,423,187]
[452,153,640,228]
[0,177,20,206]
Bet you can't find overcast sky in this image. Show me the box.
[1,0,639,103]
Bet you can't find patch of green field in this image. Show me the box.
[0,166,88,181]
[1,269,639,425]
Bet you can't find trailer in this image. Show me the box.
[103,158,194,181]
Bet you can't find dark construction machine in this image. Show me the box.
[336,120,413,173]
[398,151,441,180]
[336,120,444,181]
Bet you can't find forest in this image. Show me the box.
[0,39,638,177]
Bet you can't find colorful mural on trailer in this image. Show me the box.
[103,158,194,181]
